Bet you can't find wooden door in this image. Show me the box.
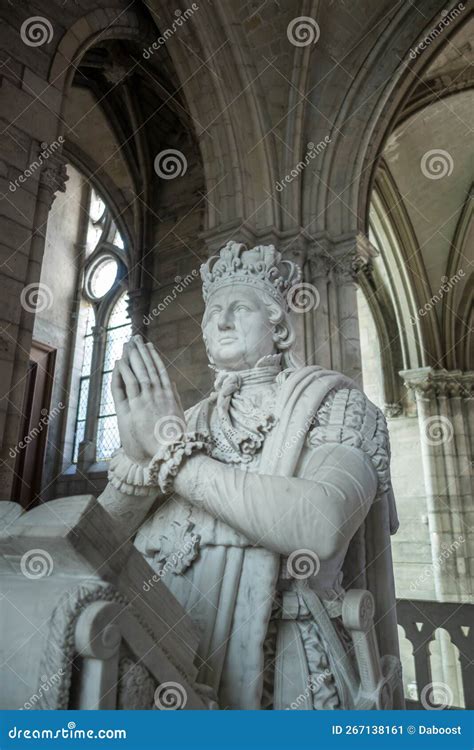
[12,341,56,509]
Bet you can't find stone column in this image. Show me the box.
[306,232,376,383]
[400,368,473,603]
[280,236,309,365]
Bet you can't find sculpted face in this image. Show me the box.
[202,285,276,370]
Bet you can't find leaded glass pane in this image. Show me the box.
[77,377,90,421]
[96,415,120,461]
[72,420,85,464]
[99,371,115,417]
[103,324,131,372]
[81,336,93,377]
[95,293,131,461]
[85,304,95,336]
[108,293,129,329]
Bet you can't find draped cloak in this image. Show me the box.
[135,366,403,709]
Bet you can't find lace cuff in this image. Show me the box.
[108,450,157,497]
[147,432,210,494]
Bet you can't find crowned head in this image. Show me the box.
[200,241,302,371]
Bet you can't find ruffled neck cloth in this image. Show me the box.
[208,354,282,463]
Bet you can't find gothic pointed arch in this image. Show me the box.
[303,1,468,238]
[444,186,474,370]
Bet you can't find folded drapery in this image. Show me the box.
[135,365,401,709]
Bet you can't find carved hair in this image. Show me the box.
[260,293,300,369]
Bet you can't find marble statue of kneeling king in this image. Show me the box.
[99,241,403,710]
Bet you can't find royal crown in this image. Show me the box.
[200,241,302,310]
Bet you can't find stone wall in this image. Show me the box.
[31,165,85,497]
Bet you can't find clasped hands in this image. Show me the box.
[112,335,185,466]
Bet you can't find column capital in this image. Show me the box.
[400,367,474,398]
[306,232,377,283]
[39,153,69,209]
[332,232,378,284]
[383,403,403,419]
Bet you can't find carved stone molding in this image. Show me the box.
[117,655,156,710]
[307,249,333,279]
[333,251,368,284]
[103,61,132,86]
[37,582,126,709]
[306,232,377,284]
[332,233,378,285]
[37,581,185,709]
[39,154,69,209]
[400,368,474,399]
[383,403,403,419]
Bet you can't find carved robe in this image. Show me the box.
[135,359,400,709]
